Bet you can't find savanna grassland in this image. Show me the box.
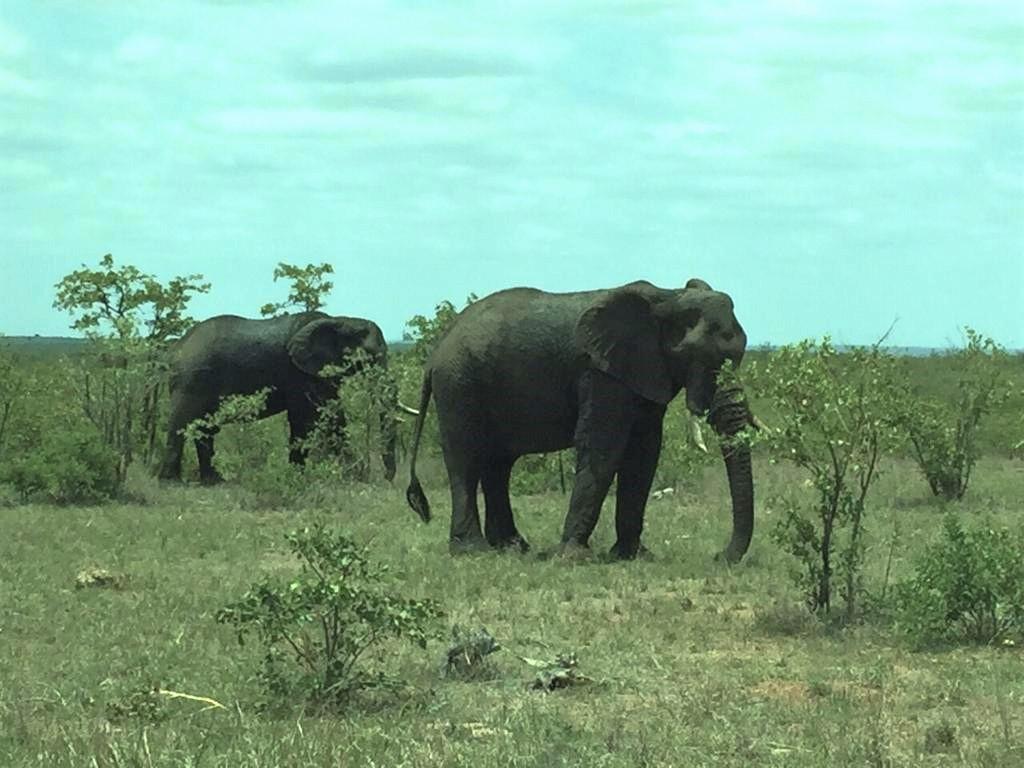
[1,344,1022,767]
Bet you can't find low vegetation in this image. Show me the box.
[0,255,1021,765]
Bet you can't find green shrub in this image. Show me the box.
[896,514,1024,647]
[183,389,309,505]
[894,329,1013,500]
[402,294,478,366]
[216,524,443,710]
[747,340,903,620]
[0,424,120,504]
[311,349,400,482]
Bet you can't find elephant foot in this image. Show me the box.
[556,540,594,562]
[491,535,531,554]
[714,546,745,565]
[199,471,224,487]
[448,537,491,556]
[608,540,653,561]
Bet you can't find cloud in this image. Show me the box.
[297,47,529,84]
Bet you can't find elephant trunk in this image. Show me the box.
[707,384,755,564]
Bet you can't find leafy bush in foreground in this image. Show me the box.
[217,524,443,711]
[896,514,1024,647]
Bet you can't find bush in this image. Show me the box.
[0,424,120,504]
[183,390,309,505]
[747,340,903,620]
[216,524,443,710]
[896,514,1024,647]
[402,294,478,366]
[310,349,400,482]
[894,329,1013,500]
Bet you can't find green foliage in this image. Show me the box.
[53,254,210,481]
[216,524,443,710]
[402,294,477,365]
[749,339,903,619]
[0,340,28,460]
[0,423,119,504]
[183,389,307,504]
[894,329,1014,500]
[260,262,335,317]
[896,514,1024,647]
[53,252,209,343]
[311,349,398,482]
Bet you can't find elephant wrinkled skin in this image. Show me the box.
[158,312,397,484]
[406,278,757,563]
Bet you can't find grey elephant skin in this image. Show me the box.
[406,278,756,563]
[158,312,396,484]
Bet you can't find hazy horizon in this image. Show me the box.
[2,1,1021,349]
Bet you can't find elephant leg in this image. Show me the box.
[195,428,222,485]
[158,417,186,481]
[560,370,640,551]
[482,457,529,552]
[437,410,488,554]
[158,391,194,481]
[446,462,486,553]
[286,406,316,466]
[610,404,665,560]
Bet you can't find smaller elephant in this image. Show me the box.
[158,311,406,484]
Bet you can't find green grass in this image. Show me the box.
[1,455,1022,767]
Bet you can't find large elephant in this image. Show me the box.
[158,311,406,484]
[406,278,757,563]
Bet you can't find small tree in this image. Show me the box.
[402,294,478,365]
[307,350,398,482]
[894,328,1012,500]
[53,254,209,481]
[750,339,902,620]
[217,524,442,710]
[260,262,335,317]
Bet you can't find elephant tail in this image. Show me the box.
[406,370,433,523]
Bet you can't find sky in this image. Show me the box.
[1,0,1022,348]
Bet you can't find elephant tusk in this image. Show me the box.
[691,419,709,453]
[750,414,769,432]
[397,401,420,416]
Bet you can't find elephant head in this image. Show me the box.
[287,315,398,480]
[576,278,755,563]
[287,315,388,377]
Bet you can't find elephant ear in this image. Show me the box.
[287,318,351,377]
[575,290,674,405]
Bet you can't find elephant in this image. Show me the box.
[405,278,757,563]
[158,311,410,484]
